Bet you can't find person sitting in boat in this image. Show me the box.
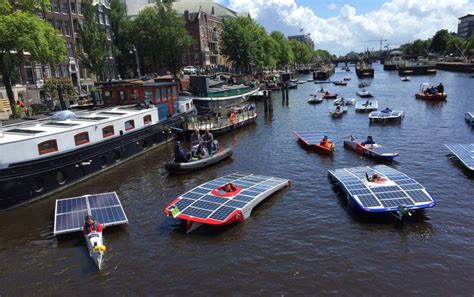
[320,135,329,145]
[192,143,207,159]
[83,215,103,235]
[436,83,444,93]
[325,91,330,95]
[366,173,385,183]
[382,107,392,113]
[190,129,201,146]
[363,136,375,145]
[201,129,214,153]
[335,106,342,112]
[223,183,237,193]
[174,141,190,163]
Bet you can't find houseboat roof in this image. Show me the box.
[0,106,154,145]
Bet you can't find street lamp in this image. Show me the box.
[130,45,141,78]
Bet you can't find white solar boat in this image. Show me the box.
[329,165,436,220]
[369,108,405,122]
[334,98,355,106]
[445,143,474,171]
[355,100,378,112]
[53,192,128,270]
[164,173,290,232]
[356,90,373,97]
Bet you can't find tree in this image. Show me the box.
[446,36,467,57]
[430,29,450,54]
[289,40,312,65]
[76,0,108,80]
[314,49,334,62]
[43,77,76,110]
[110,0,132,78]
[130,2,191,77]
[0,0,66,118]
[269,31,293,68]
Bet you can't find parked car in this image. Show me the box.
[183,66,198,75]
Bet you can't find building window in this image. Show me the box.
[79,3,83,15]
[143,115,152,125]
[61,1,68,13]
[24,65,34,84]
[106,28,111,41]
[124,120,135,131]
[55,20,62,33]
[38,140,58,155]
[71,2,76,13]
[63,21,71,36]
[74,132,89,145]
[102,125,114,137]
[67,42,74,57]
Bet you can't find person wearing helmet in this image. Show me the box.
[83,215,103,235]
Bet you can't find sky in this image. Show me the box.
[215,0,474,55]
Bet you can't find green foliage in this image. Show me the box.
[446,36,467,56]
[402,39,430,57]
[44,77,76,109]
[269,31,294,67]
[314,49,335,62]
[0,1,66,117]
[110,0,132,78]
[289,40,312,64]
[130,2,191,76]
[76,0,108,78]
[430,29,450,54]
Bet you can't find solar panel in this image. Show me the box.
[328,165,436,212]
[166,173,289,223]
[54,192,128,236]
[369,110,404,119]
[445,143,474,171]
[293,131,329,146]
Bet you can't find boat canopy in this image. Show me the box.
[50,110,78,120]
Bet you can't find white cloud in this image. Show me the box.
[227,0,474,55]
[327,3,337,10]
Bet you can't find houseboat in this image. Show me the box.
[383,51,406,71]
[0,105,180,211]
[313,64,335,80]
[356,61,374,78]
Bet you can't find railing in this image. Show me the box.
[187,109,257,131]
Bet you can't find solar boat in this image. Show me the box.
[293,131,335,155]
[355,100,378,112]
[445,143,474,171]
[53,192,128,270]
[164,173,290,232]
[369,108,405,122]
[328,165,436,219]
[344,136,399,161]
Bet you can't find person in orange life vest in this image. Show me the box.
[83,215,104,235]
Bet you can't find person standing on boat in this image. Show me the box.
[201,129,214,154]
[364,136,375,145]
[436,83,444,93]
[83,215,103,235]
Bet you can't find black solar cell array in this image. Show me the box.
[168,173,288,222]
[330,165,434,210]
[54,192,128,235]
[445,144,474,170]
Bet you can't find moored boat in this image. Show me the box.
[369,108,405,122]
[465,112,474,126]
[356,61,374,78]
[293,131,335,155]
[400,76,411,81]
[164,173,290,232]
[343,135,399,161]
[0,105,178,212]
[307,95,323,104]
[334,98,355,106]
[356,89,373,98]
[328,165,436,220]
[334,80,348,86]
[321,92,338,99]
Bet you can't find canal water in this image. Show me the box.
[0,64,473,296]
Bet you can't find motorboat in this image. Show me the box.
[307,95,323,104]
[369,108,405,122]
[415,83,447,100]
[321,92,338,99]
[355,100,378,112]
[400,76,410,81]
[334,81,348,86]
[334,98,355,106]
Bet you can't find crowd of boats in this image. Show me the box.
[0,62,472,271]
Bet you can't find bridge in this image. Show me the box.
[331,52,387,66]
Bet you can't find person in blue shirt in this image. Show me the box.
[174,141,190,163]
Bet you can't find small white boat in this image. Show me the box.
[297,80,306,84]
[307,79,314,82]
[356,89,373,97]
[355,100,378,112]
[330,106,347,117]
[334,98,355,106]
[369,108,405,122]
[343,77,351,81]
[401,76,410,81]
[308,95,323,104]
[85,231,105,270]
[334,80,348,86]
[290,78,298,83]
[465,112,474,126]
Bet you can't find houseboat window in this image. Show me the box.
[38,140,58,155]
[143,115,152,125]
[102,125,115,137]
[74,132,90,145]
[125,120,135,131]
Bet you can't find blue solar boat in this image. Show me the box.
[164,173,290,232]
[328,165,436,219]
[445,143,474,171]
[344,136,399,161]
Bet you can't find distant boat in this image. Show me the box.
[355,100,378,112]
[369,108,405,122]
[465,112,474,126]
[343,77,351,81]
[293,131,335,155]
[334,80,348,86]
[356,61,374,78]
[400,76,410,81]
[343,136,399,161]
[330,106,347,118]
[297,80,306,84]
[334,98,355,106]
[321,92,338,99]
[356,89,373,98]
[307,95,323,104]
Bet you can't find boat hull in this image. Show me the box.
[0,118,181,212]
[415,92,447,100]
[165,148,233,175]
[85,231,104,270]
